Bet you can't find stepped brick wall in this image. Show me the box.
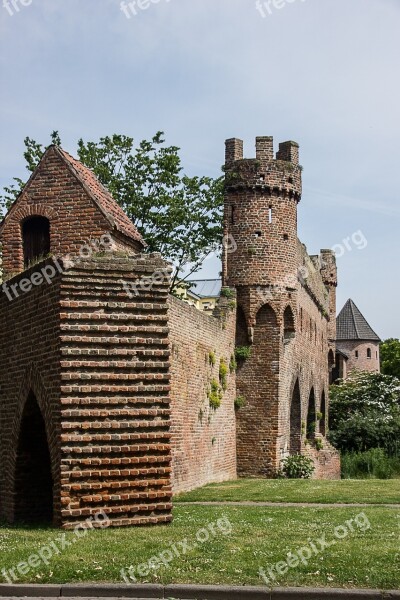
[0,253,173,528]
[168,295,237,493]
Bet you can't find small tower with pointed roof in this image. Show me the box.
[336,299,381,376]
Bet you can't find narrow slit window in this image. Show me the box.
[367,348,371,359]
[231,205,235,224]
[268,206,272,224]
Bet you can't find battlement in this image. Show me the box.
[224,136,302,199]
[225,136,300,166]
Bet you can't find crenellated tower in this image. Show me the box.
[223,136,303,476]
[223,136,302,294]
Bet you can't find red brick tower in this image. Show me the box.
[223,137,302,476]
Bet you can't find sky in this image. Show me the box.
[0,0,399,339]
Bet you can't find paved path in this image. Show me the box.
[175,500,400,508]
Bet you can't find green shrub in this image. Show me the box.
[208,379,222,409]
[220,287,235,299]
[219,358,228,391]
[280,454,315,479]
[208,351,216,366]
[229,354,237,373]
[235,346,252,361]
[341,448,400,480]
[315,438,324,451]
[234,396,246,410]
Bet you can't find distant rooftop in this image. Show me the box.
[187,279,222,298]
[336,299,380,342]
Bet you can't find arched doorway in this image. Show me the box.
[22,216,50,268]
[306,388,316,441]
[290,379,301,454]
[14,392,53,524]
[320,391,326,436]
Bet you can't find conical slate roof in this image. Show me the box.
[336,299,380,342]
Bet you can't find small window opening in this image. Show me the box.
[22,216,50,268]
[268,206,272,224]
[355,351,359,359]
[283,234,289,241]
[255,231,262,238]
[231,205,235,225]
[367,348,371,359]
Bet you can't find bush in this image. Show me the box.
[280,454,315,479]
[219,358,228,391]
[235,346,252,361]
[220,287,235,299]
[341,448,400,480]
[208,379,222,409]
[329,371,400,456]
[234,396,246,410]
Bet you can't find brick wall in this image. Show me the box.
[0,253,174,528]
[168,295,237,493]
[0,259,62,523]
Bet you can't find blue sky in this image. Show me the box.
[0,0,399,339]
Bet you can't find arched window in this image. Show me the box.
[22,216,50,268]
[283,306,295,342]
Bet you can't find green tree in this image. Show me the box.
[380,338,400,379]
[328,370,400,455]
[0,132,224,291]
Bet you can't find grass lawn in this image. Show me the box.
[0,505,399,589]
[175,478,400,505]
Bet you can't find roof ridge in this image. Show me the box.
[55,147,144,247]
[349,299,361,338]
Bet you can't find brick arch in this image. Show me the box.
[10,203,58,224]
[8,365,59,522]
[255,303,278,328]
[2,204,59,276]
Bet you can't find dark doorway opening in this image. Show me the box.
[22,216,50,268]
[14,392,53,524]
[290,379,301,454]
[306,388,316,441]
[320,391,326,436]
